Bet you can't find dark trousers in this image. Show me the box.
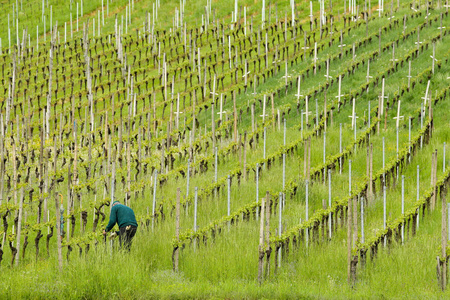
[119,225,137,251]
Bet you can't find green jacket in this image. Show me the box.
[105,201,138,232]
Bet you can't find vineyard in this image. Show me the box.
[0,0,450,298]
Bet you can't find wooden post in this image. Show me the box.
[366,142,370,196]
[352,195,358,249]
[431,151,437,211]
[433,150,438,210]
[231,91,237,142]
[304,139,307,178]
[258,195,266,285]
[55,147,63,270]
[12,141,17,206]
[307,137,311,181]
[328,169,332,239]
[243,132,247,181]
[251,103,255,133]
[211,96,215,149]
[441,185,448,290]
[126,139,131,206]
[347,160,353,285]
[192,91,196,144]
[306,180,309,246]
[152,169,158,230]
[173,188,180,272]
[265,191,271,279]
[15,161,24,266]
[83,21,94,132]
[46,27,55,139]
[324,91,327,132]
[271,94,275,129]
[369,143,373,202]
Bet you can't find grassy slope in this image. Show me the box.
[1,0,450,299]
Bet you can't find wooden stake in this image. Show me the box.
[15,165,24,266]
[431,151,436,211]
[258,195,266,285]
[265,191,271,278]
[307,137,311,181]
[173,188,180,272]
[347,160,353,284]
[441,185,448,290]
[233,91,237,143]
[369,143,373,202]
[55,154,63,270]
[243,132,247,180]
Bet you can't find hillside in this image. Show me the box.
[0,0,450,298]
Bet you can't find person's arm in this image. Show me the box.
[105,206,117,232]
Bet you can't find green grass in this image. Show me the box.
[1,0,450,298]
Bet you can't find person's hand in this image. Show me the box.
[102,230,107,235]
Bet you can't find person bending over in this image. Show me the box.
[103,201,138,251]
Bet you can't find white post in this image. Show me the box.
[383,184,386,247]
[186,158,190,202]
[349,160,352,196]
[328,169,332,239]
[407,61,412,90]
[315,99,319,128]
[393,100,404,129]
[227,176,231,216]
[381,78,385,115]
[291,0,295,26]
[244,6,247,36]
[336,75,344,107]
[304,96,310,125]
[278,192,282,266]
[448,203,450,241]
[295,76,303,101]
[417,165,420,229]
[422,80,431,115]
[339,123,343,174]
[305,179,309,247]
[50,5,52,36]
[194,187,198,231]
[313,42,318,74]
[256,163,259,220]
[409,117,412,159]
[431,42,437,74]
[444,142,446,172]
[64,22,66,45]
[396,126,399,160]
[152,169,158,230]
[262,0,265,27]
[361,197,364,244]
[323,131,326,177]
[234,0,238,24]
[301,110,303,139]
[401,175,405,244]
[260,95,267,123]
[214,147,218,184]
[348,98,358,130]
[283,119,287,195]
[263,127,266,161]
